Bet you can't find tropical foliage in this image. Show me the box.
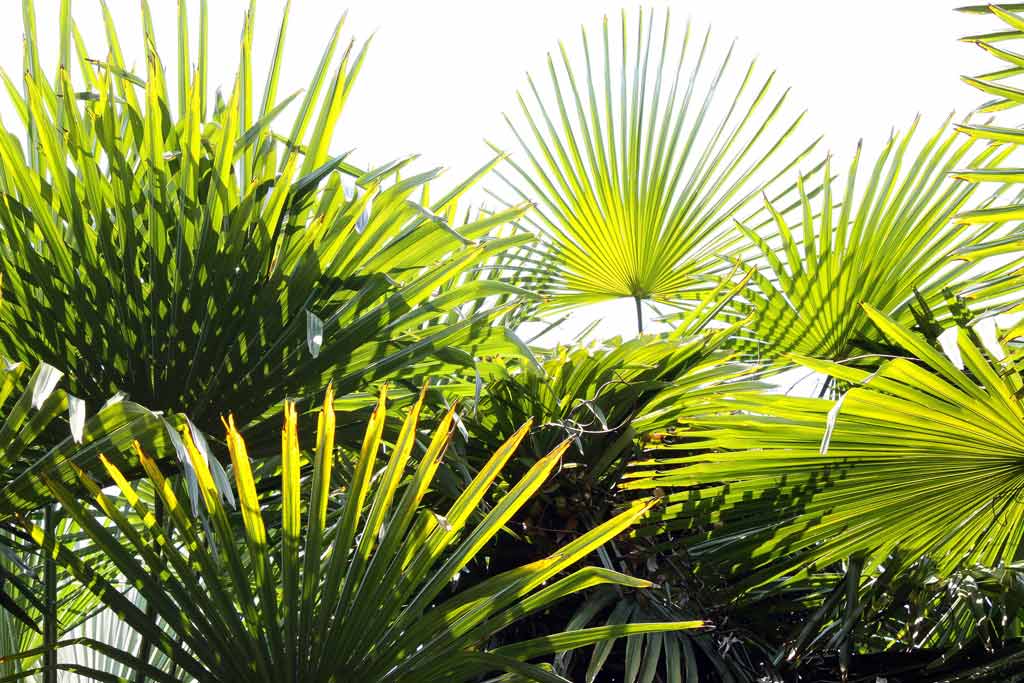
[16,386,696,682]
[626,305,1024,585]
[2,0,1024,682]
[0,354,171,678]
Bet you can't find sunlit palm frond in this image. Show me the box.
[17,385,699,682]
[491,8,819,327]
[734,119,1016,360]
[624,305,1024,593]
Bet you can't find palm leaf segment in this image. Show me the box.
[734,119,1017,360]
[624,305,1024,590]
[0,359,168,520]
[0,0,532,428]
[493,8,818,315]
[21,385,699,683]
[941,4,1024,319]
[956,3,1024,225]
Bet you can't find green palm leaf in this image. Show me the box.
[734,119,1015,360]
[491,8,819,328]
[0,354,171,677]
[468,316,758,482]
[943,4,1024,309]
[458,279,757,682]
[624,305,1024,592]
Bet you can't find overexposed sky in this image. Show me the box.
[0,0,1002,340]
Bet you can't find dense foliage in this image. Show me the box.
[1,1,1023,682]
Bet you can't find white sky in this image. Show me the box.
[0,0,1002,341]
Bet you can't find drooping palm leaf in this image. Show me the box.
[624,305,1024,593]
[733,119,1018,360]
[0,0,534,431]
[555,584,768,683]
[0,358,170,521]
[490,7,819,328]
[0,356,172,672]
[17,385,699,682]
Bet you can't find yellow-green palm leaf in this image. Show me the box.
[625,305,1024,592]
[492,8,819,320]
[734,119,1013,360]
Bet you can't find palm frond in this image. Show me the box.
[943,4,1024,310]
[0,0,533,431]
[19,385,700,682]
[491,8,819,324]
[734,119,1017,360]
[624,305,1024,592]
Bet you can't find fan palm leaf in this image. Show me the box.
[624,305,1024,592]
[0,522,111,677]
[15,385,699,682]
[733,119,1016,360]
[490,8,819,328]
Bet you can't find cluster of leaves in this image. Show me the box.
[4,1,1024,682]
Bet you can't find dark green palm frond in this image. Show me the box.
[624,305,1024,593]
[490,7,820,322]
[732,118,1023,361]
[17,385,699,682]
[0,0,533,431]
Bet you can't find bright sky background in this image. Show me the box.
[0,0,1001,342]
